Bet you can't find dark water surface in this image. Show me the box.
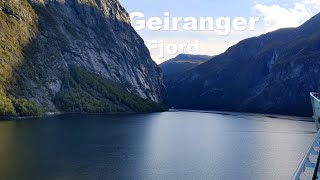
[0,111,316,180]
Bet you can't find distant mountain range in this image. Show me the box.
[160,54,212,76]
[166,13,320,116]
[159,54,211,87]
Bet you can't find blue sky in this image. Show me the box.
[120,0,320,63]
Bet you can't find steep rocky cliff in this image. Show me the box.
[167,13,320,116]
[0,0,165,114]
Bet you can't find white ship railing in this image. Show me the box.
[291,93,320,180]
[291,130,320,180]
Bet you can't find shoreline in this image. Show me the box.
[0,115,42,121]
[0,109,313,122]
[0,110,167,121]
[169,109,313,122]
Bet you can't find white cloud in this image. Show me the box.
[254,2,312,32]
[304,0,320,9]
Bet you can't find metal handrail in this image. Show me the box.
[311,92,320,101]
[291,130,320,180]
[312,150,320,180]
[291,92,320,179]
[311,92,320,180]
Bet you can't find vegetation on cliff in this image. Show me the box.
[0,92,16,116]
[0,0,166,117]
[0,0,37,88]
[0,0,43,117]
[0,91,44,117]
[55,65,167,113]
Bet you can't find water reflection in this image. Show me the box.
[0,111,316,180]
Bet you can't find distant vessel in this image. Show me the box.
[292,93,320,180]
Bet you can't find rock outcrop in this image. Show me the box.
[0,0,165,114]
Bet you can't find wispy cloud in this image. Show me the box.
[304,0,320,9]
[254,1,319,32]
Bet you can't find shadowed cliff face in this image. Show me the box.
[167,13,320,116]
[0,0,165,112]
[160,54,212,77]
[159,54,211,95]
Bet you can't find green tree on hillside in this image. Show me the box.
[54,65,166,113]
[0,92,16,116]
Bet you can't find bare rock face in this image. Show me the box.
[0,0,165,111]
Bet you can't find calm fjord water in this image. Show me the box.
[0,111,315,180]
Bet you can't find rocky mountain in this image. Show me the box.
[160,54,211,88]
[0,0,166,116]
[166,13,320,116]
[160,54,211,77]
